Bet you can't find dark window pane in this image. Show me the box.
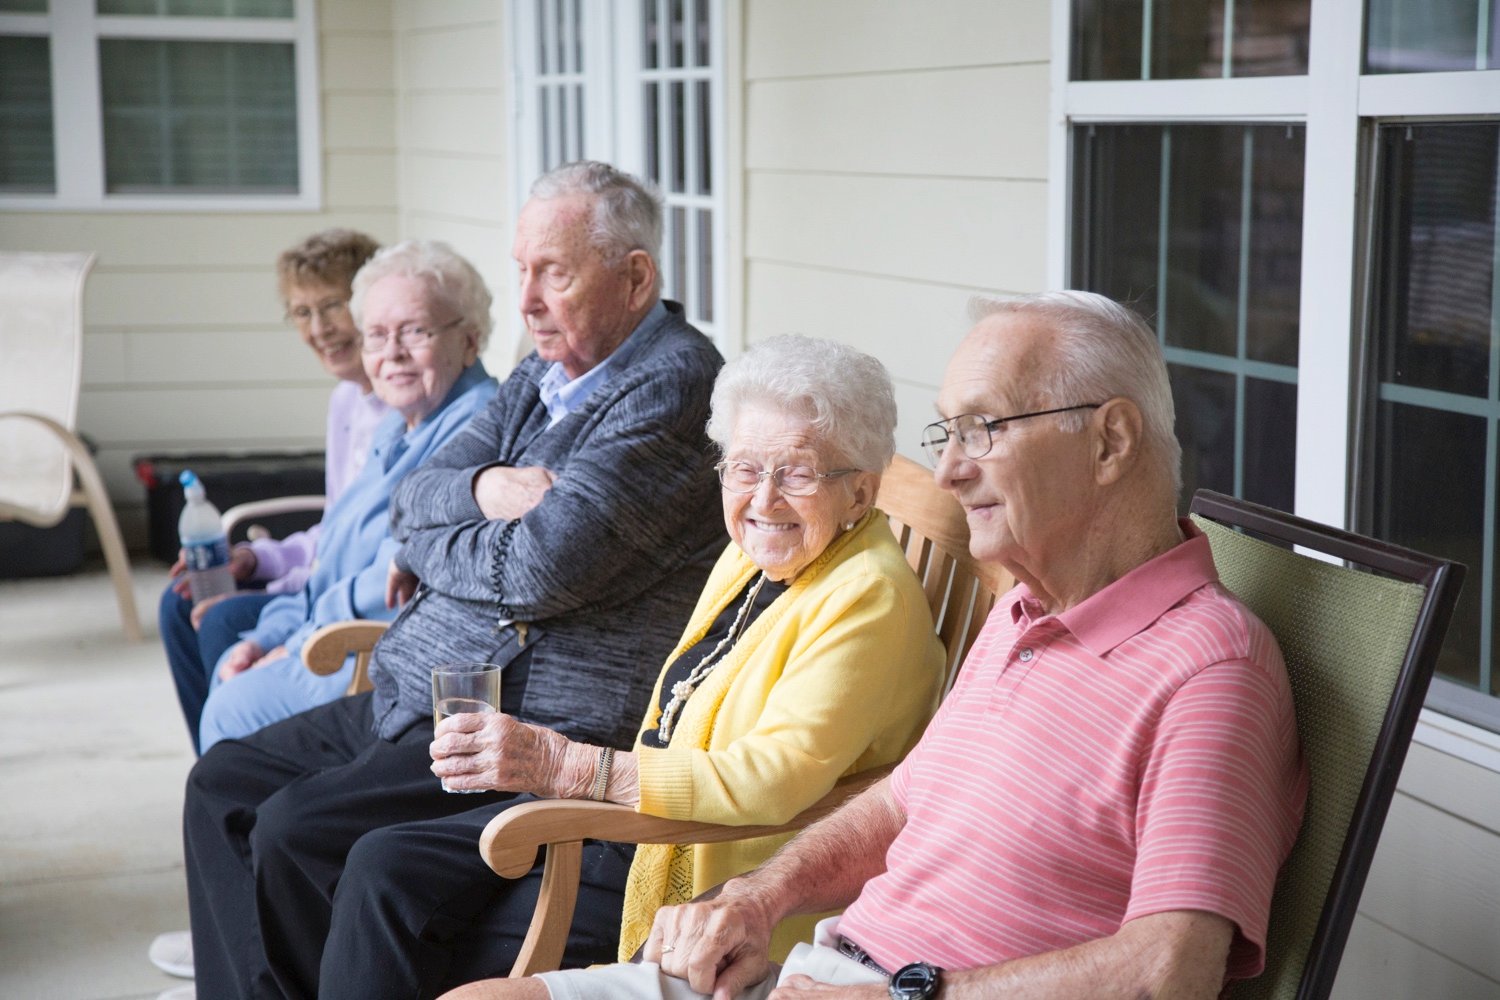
[642,0,659,69]
[669,0,684,68]
[695,78,711,196]
[1151,0,1228,79]
[1373,123,1497,399]
[669,79,685,194]
[0,0,48,11]
[1072,0,1144,79]
[96,0,293,14]
[693,0,709,67]
[1366,0,1493,72]
[1371,402,1486,688]
[1170,364,1236,505]
[697,208,713,323]
[1071,124,1161,318]
[670,205,686,302]
[1242,376,1296,511]
[1245,126,1304,366]
[643,81,659,182]
[1164,124,1243,357]
[100,38,297,193]
[1231,0,1310,75]
[0,34,55,192]
[536,0,548,75]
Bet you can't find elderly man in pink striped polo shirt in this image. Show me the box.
[446,291,1308,1000]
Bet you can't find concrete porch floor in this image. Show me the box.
[0,558,191,1000]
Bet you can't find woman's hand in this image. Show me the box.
[643,888,779,1000]
[386,561,419,609]
[188,591,234,629]
[217,639,265,681]
[429,712,592,797]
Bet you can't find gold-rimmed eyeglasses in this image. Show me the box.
[715,461,859,497]
[361,316,465,354]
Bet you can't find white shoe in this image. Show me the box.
[156,986,195,1000]
[148,930,194,979]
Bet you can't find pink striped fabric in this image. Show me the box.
[836,525,1307,982]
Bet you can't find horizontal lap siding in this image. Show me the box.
[392,1,517,372]
[741,0,1048,464]
[0,3,399,550]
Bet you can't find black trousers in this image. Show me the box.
[184,691,632,1000]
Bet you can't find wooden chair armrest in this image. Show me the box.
[480,763,893,876]
[221,495,326,538]
[302,620,387,695]
[480,764,892,977]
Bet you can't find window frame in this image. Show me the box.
[505,0,730,349]
[0,0,322,212]
[1049,0,1500,733]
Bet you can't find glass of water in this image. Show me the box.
[432,662,502,793]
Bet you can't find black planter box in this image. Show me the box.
[0,507,88,579]
[135,452,326,564]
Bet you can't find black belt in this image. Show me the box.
[836,936,891,978]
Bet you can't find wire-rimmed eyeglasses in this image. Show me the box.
[920,404,1104,465]
[285,298,349,328]
[715,461,859,497]
[361,316,465,354]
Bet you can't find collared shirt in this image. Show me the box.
[836,522,1307,983]
[536,301,665,427]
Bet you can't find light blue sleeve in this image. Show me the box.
[242,588,312,653]
[281,536,404,660]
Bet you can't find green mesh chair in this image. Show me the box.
[1189,491,1464,1000]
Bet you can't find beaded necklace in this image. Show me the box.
[656,572,768,744]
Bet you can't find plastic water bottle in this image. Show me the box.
[178,470,235,604]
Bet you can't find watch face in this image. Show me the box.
[889,962,940,999]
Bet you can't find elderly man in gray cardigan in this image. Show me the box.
[169,163,727,1000]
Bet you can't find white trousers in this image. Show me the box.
[538,918,887,1000]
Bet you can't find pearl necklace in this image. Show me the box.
[656,572,768,745]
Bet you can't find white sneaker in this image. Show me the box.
[156,985,195,1000]
[148,930,194,979]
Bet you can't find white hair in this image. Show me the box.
[349,239,493,351]
[707,335,897,473]
[969,291,1183,496]
[530,160,664,296]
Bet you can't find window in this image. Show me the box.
[1072,122,1304,511]
[1055,0,1500,728]
[0,0,320,209]
[510,0,726,343]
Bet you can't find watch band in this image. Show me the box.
[888,961,942,1000]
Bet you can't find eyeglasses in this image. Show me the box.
[285,298,350,328]
[715,461,859,497]
[361,316,465,354]
[921,404,1104,465]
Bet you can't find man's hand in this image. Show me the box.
[387,562,419,609]
[770,978,885,999]
[188,591,234,630]
[472,465,556,521]
[169,545,256,598]
[429,711,582,797]
[643,888,778,1000]
[217,639,265,681]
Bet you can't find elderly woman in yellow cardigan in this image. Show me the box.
[431,334,945,996]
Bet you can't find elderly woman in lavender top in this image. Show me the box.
[158,229,388,755]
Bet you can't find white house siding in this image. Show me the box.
[739,0,1051,458]
[0,0,400,550]
[390,0,518,373]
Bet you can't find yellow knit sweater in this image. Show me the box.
[616,509,945,961]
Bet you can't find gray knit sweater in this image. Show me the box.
[369,302,727,746]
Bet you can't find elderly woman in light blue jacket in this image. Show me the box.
[196,240,498,753]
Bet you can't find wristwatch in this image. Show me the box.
[888,961,942,999]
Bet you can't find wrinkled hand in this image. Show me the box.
[643,890,777,1000]
[429,711,579,797]
[188,591,234,630]
[386,561,419,609]
[217,639,265,681]
[249,645,286,671]
[473,465,556,521]
[769,977,886,999]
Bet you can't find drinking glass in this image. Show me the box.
[432,662,502,793]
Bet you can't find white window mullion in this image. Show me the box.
[1293,0,1365,529]
[49,2,104,204]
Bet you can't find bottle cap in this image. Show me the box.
[179,470,202,493]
